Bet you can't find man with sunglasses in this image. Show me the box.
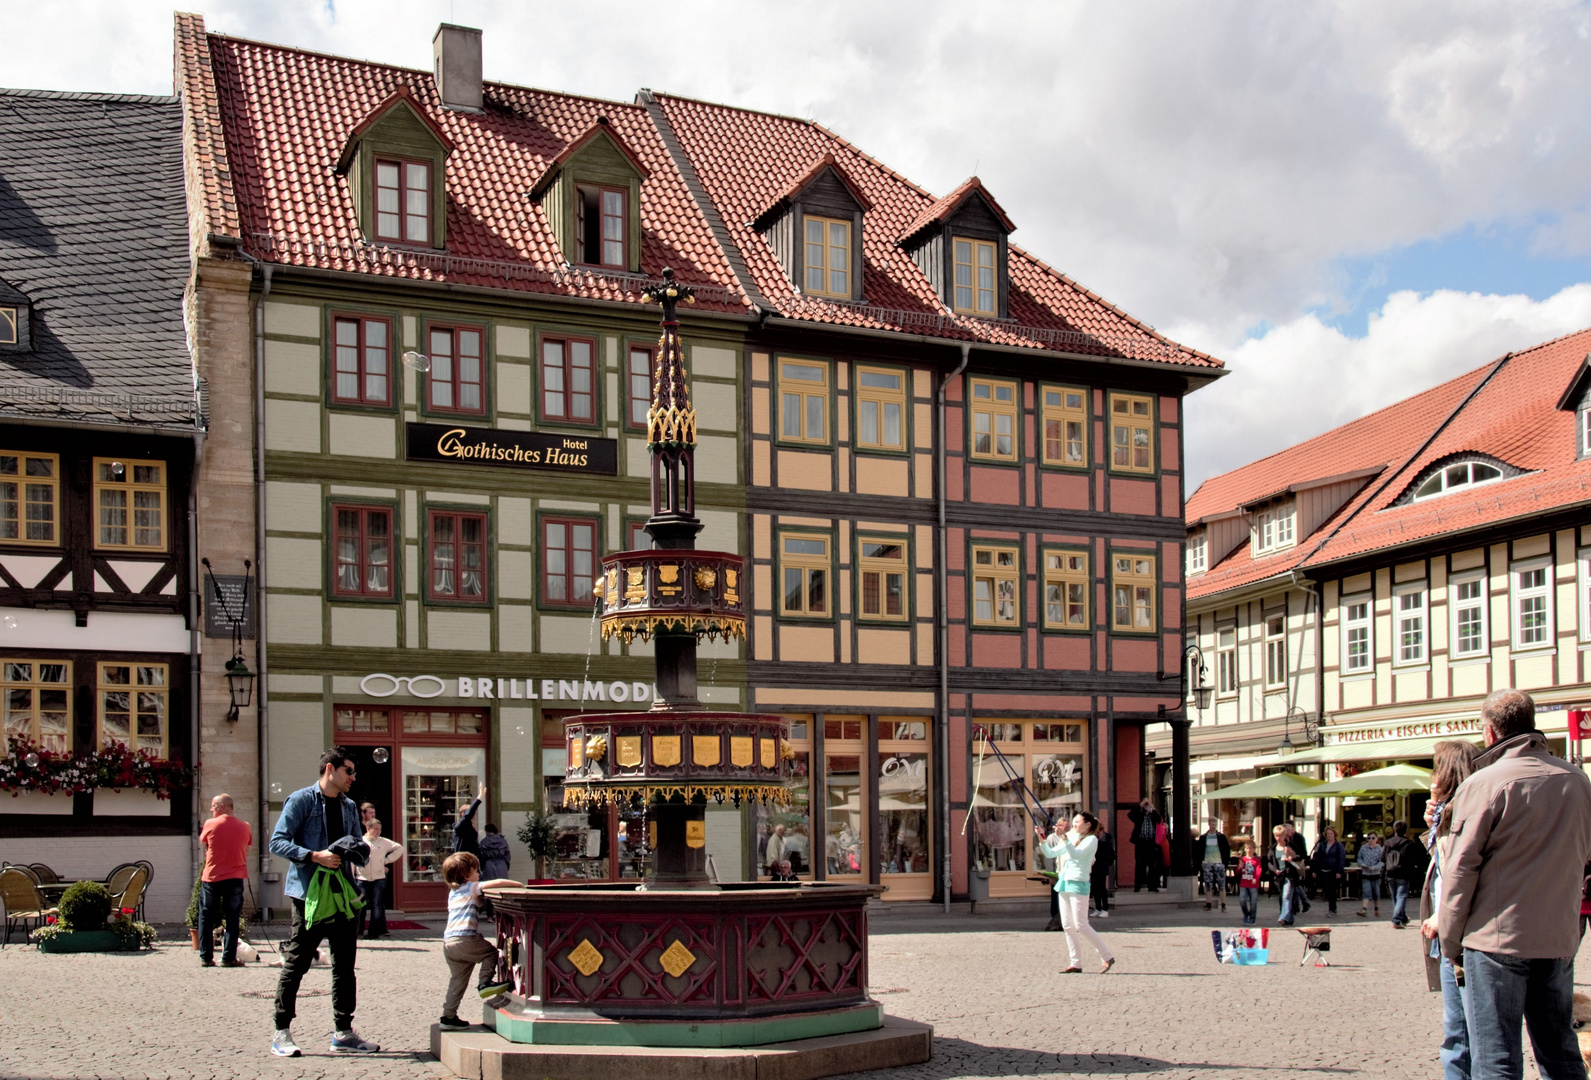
[268,746,378,1058]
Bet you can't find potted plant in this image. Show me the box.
[32,880,156,953]
[517,809,557,880]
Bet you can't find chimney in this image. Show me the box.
[432,24,482,112]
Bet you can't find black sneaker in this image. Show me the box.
[439,1015,470,1029]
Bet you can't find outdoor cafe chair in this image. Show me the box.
[0,866,56,946]
[112,867,148,920]
[104,865,136,898]
[132,860,153,921]
[26,863,60,885]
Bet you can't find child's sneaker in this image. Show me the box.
[439,1015,470,1029]
[330,1029,379,1053]
[478,980,513,999]
[270,1028,301,1057]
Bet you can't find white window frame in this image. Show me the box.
[1187,532,1207,576]
[1216,627,1237,696]
[1581,409,1591,457]
[1252,502,1296,556]
[1341,593,1373,675]
[1449,571,1489,660]
[1510,558,1554,651]
[1579,548,1591,643]
[1264,614,1286,688]
[1394,582,1427,666]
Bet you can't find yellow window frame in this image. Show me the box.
[779,532,831,618]
[778,359,830,445]
[1108,393,1154,474]
[971,544,1020,627]
[0,307,16,345]
[1041,386,1089,468]
[1110,552,1157,633]
[802,215,852,299]
[953,237,998,316]
[0,450,60,546]
[97,661,169,756]
[969,377,1018,462]
[94,457,167,552]
[858,535,909,622]
[1042,549,1089,630]
[855,365,907,452]
[1,659,72,753]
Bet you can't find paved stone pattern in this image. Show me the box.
[2,905,1583,1078]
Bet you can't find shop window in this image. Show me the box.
[971,544,1019,627]
[428,510,487,603]
[1108,393,1154,474]
[1032,722,1083,742]
[803,215,851,298]
[824,716,863,741]
[1,660,71,753]
[969,377,1018,462]
[374,157,430,244]
[332,505,394,598]
[779,359,829,444]
[542,517,598,608]
[953,237,997,316]
[1342,595,1373,674]
[1042,549,1088,630]
[1395,584,1427,664]
[627,345,653,429]
[973,721,1086,880]
[98,662,167,756]
[780,532,830,617]
[1041,386,1087,467]
[0,451,58,546]
[576,185,627,268]
[334,706,391,733]
[879,719,928,739]
[404,758,481,883]
[878,748,929,876]
[427,324,485,414]
[824,741,864,876]
[1451,574,1488,658]
[1511,560,1552,649]
[756,716,812,879]
[1216,628,1237,694]
[1110,552,1156,632]
[94,458,165,552]
[402,709,485,735]
[858,536,907,621]
[855,366,906,451]
[331,314,392,406]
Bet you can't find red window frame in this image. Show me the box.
[373,156,432,245]
[626,520,650,551]
[426,323,486,415]
[627,345,654,430]
[332,504,395,599]
[576,184,628,268]
[540,335,597,425]
[428,510,488,603]
[331,314,393,406]
[542,517,599,608]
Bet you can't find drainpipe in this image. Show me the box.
[936,343,970,912]
[188,427,206,892]
[248,260,272,888]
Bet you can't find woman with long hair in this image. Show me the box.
[1035,811,1116,974]
[1310,826,1347,916]
[1420,740,1480,1080]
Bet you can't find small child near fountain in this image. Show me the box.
[438,852,517,1028]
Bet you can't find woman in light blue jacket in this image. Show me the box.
[1035,811,1116,974]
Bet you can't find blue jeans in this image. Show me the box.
[1238,887,1258,924]
[1390,878,1410,925]
[1462,948,1582,1080]
[198,878,244,964]
[1439,956,1472,1080]
[1278,879,1296,924]
[1361,876,1381,908]
[358,876,388,937]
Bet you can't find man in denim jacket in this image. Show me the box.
[267,746,378,1058]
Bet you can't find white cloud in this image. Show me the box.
[1178,284,1591,487]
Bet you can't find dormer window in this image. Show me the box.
[953,238,997,316]
[374,158,431,244]
[1581,406,1591,456]
[1413,459,1504,501]
[900,177,1015,319]
[1187,532,1207,575]
[754,153,870,303]
[0,308,16,345]
[804,216,851,297]
[1252,501,1296,555]
[577,185,627,267]
[0,279,32,353]
[336,87,454,250]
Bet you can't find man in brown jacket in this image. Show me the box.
[1438,688,1591,1080]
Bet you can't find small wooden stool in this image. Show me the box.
[1297,926,1331,967]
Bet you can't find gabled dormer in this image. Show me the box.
[899,177,1015,319]
[335,85,455,249]
[1555,352,1591,457]
[531,117,650,274]
[0,278,31,353]
[753,153,871,302]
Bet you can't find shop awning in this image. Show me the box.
[1308,763,1433,796]
[1281,733,1482,765]
[1190,753,1281,776]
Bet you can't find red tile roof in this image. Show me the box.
[900,175,1016,245]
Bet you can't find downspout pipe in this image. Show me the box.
[188,426,206,894]
[937,343,970,912]
[243,257,273,889]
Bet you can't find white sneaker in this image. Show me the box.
[1095,910,1109,918]
[330,1028,380,1053]
[270,1028,301,1057]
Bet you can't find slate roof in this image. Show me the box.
[0,89,197,428]
[175,15,1220,372]
[1187,326,1591,599]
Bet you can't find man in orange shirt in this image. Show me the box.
[199,793,254,968]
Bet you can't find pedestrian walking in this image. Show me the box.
[1270,824,1301,926]
[1356,832,1384,917]
[478,823,511,882]
[1439,688,1591,1080]
[1197,818,1230,912]
[1127,798,1163,893]
[1090,826,1115,919]
[763,824,788,878]
[267,746,378,1058]
[1419,740,1480,1080]
[1384,820,1423,928]
[436,852,516,1029]
[354,818,402,939]
[452,783,485,858]
[1283,823,1312,914]
[1310,827,1347,916]
[197,793,253,968]
[1237,841,1263,925]
[1035,813,1115,974]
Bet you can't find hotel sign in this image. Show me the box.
[405,422,618,476]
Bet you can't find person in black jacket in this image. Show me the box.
[1381,818,1423,927]
[1309,826,1347,916]
[1196,819,1231,911]
[1283,822,1311,914]
[1126,799,1163,893]
[452,782,485,859]
[1091,827,1116,918]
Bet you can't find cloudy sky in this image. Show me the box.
[12,1,1591,488]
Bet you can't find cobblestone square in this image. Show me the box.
[3,904,1583,1079]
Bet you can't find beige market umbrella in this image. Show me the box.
[1308,763,1432,796]
[1197,772,1326,801]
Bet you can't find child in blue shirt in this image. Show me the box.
[439,851,518,1028]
